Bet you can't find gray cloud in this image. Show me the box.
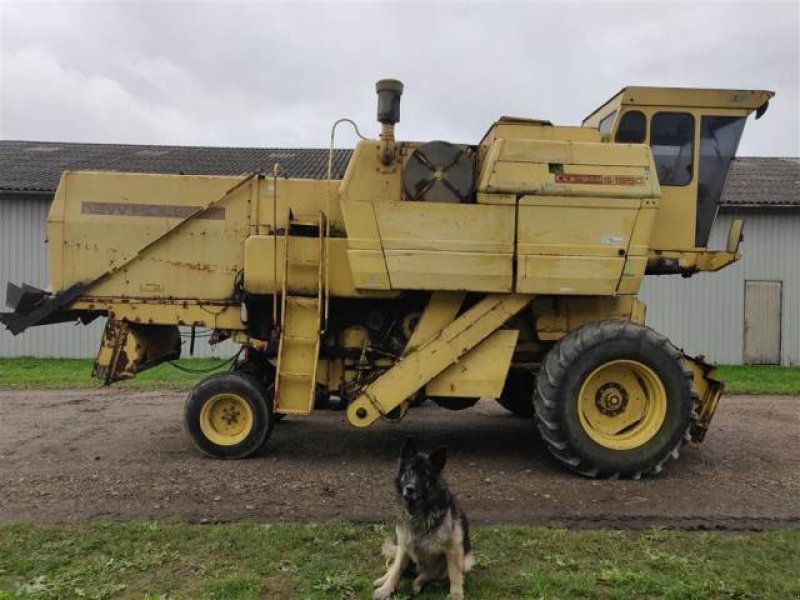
[1,0,798,155]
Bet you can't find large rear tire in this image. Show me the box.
[184,372,273,459]
[533,321,695,478]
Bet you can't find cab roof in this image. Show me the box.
[583,86,775,127]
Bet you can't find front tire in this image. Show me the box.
[534,321,695,478]
[184,372,273,459]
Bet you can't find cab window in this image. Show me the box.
[599,111,617,140]
[651,112,694,186]
[695,116,747,245]
[614,111,646,143]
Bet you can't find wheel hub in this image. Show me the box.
[577,359,668,451]
[595,382,628,416]
[199,393,254,446]
[221,404,241,425]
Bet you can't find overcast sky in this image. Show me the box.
[1,0,798,156]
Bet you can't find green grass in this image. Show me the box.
[716,365,800,395]
[2,359,799,394]
[0,358,226,391]
[0,522,798,600]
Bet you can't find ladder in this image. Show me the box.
[274,210,326,415]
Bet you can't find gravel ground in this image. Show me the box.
[0,389,798,529]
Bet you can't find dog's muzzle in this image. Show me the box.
[402,485,418,502]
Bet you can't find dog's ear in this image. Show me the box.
[401,437,417,461]
[429,447,447,474]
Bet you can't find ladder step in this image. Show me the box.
[283,334,316,343]
[288,259,321,267]
[280,371,314,380]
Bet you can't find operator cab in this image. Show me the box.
[583,86,774,251]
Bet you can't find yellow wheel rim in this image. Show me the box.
[199,393,254,446]
[578,360,667,450]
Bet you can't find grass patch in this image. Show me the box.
[2,359,800,395]
[0,358,228,391]
[716,365,800,395]
[0,521,798,599]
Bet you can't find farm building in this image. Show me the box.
[0,141,798,365]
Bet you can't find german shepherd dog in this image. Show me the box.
[373,438,473,599]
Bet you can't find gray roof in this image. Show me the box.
[0,140,796,208]
[721,157,799,208]
[0,140,352,193]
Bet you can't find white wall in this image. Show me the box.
[640,211,800,365]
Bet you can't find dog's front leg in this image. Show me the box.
[373,541,409,600]
[445,545,465,600]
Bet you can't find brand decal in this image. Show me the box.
[555,173,645,186]
[82,202,226,220]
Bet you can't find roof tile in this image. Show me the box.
[0,141,797,208]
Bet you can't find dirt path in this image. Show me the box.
[0,389,798,529]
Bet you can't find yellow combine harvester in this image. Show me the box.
[2,81,773,477]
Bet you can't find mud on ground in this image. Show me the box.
[0,390,798,529]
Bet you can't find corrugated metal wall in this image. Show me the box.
[0,196,237,360]
[640,211,800,365]
[2,198,798,364]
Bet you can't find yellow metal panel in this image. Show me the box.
[347,250,393,290]
[517,197,639,257]
[374,202,515,253]
[518,255,624,295]
[405,292,465,350]
[46,174,68,291]
[256,178,343,235]
[616,256,648,294]
[372,202,514,292]
[627,201,659,256]
[426,329,519,397]
[339,199,383,251]
[72,298,243,329]
[618,87,773,110]
[478,139,658,200]
[338,141,404,205]
[480,121,601,148]
[57,171,250,300]
[497,139,652,166]
[487,161,656,199]
[347,294,532,427]
[533,296,646,341]
[384,250,512,292]
[245,236,392,297]
[476,193,516,205]
[339,197,393,290]
[584,86,772,124]
[61,171,239,273]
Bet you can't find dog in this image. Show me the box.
[373,438,473,599]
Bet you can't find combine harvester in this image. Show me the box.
[2,81,773,478]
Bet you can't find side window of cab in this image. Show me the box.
[650,112,695,186]
[614,110,646,143]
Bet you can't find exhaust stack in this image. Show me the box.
[376,78,403,165]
